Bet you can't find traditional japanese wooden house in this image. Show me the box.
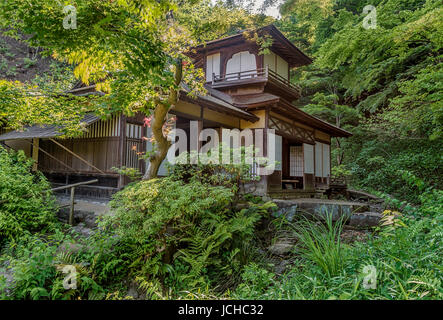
[174,25,352,197]
[0,25,351,199]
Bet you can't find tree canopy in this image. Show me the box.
[0,0,272,177]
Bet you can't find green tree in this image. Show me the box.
[0,0,271,179]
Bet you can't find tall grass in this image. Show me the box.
[289,213,345,277]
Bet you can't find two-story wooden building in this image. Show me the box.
[0,25,351,199]
[171,25,351,197]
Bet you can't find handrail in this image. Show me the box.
[53,179,99,225]
[51,179,98,192]
[0,179,99,226]
[212,66,301,93]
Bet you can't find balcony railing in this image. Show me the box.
[211,66,301,94]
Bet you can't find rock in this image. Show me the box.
[348,212,381,227]
[126,281,144,300]
[57,242,85,255]
[72,224,95,238]
[274,260,290,274]
[268,242,294,256]
[57,208,99,228]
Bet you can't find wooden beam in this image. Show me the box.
[50,138,105,174]
[22,139,79,173]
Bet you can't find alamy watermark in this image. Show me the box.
[60,265,77,290]
[163,121,279,175]
[363,5,377,30]
[362,264,377,289]
[63,5,77,30]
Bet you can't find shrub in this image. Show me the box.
[289,213,345,277]
[0,147,57,242]
[234,187,443,300]
[0,231,106,300]
[102,176,272,297]
[167,146,262,195]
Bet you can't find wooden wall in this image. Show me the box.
[38,137,120,174]
[38,113,147,178]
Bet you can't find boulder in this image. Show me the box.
[348,212,381,227]
[268,241,294,256]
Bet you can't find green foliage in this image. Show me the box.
[111,166,142,182]
[234,263,276,298]
[234,187,443,300]
[343,134,442,202]
[0,235,59,300]
[0,231,108,300]
[311,0,442,140]
[0,147,57,242]
[0,79,95,136]
[168,150,260,196]
[22,57,37,69]
[31,62,77,93]
[102,173,273,297]
[288,213,345,277]
[279,0,442,202]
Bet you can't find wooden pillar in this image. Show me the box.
[118,115,127,188]
[32,138,39,171]
[190,120,203,153]
[69,187,75,226]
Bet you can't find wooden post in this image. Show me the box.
[190,120,203,163]
[32,138,39,171]
[69,187,75,226]
[118,115,127,188]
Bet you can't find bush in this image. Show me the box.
[102,175,273,297]
[0,147,57,242]
[341,135,443,203]
[288,213,345,277]
[0,231,106,300]
[234,187,443,300]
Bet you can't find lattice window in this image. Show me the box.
[125,123,144,169]
[289,146,303,176]
[126,123,143,139]
[83,115,120,138]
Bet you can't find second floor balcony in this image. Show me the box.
[209,66,302,101]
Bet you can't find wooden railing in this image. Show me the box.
[212,65,301,93]
[51,179,99,225]
[0,179,99,226]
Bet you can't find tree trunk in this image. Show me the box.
[144,105,171,180]
[142,59,182,180]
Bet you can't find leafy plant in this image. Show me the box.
[0,147,57,242]
[101,166,274,297]
[22,57,37,69]
[288,212,345,277]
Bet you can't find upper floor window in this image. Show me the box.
[206,53,220,82]
[226,51,257,80]
[264,51,289,81]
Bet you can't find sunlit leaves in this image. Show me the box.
[0,79,96,137]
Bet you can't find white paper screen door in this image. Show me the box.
[289,146,303,176]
